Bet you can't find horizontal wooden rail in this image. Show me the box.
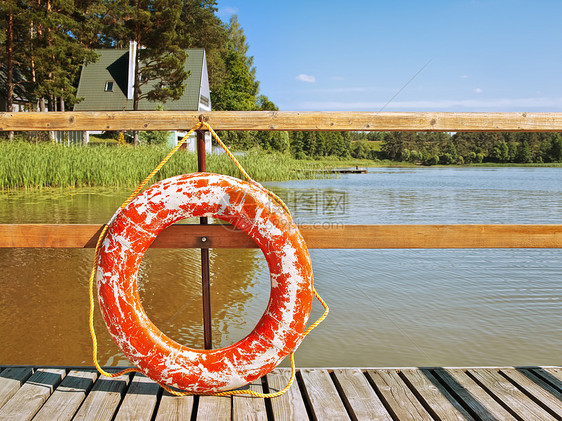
[2,111,562,132]
[0,224,560,249]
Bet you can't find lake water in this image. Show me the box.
[0,167,560,368]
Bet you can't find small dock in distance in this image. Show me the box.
[306,167,368,175]
[1,366,561,420]
[326,167,368,174]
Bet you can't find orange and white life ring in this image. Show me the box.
[96,173,314,393]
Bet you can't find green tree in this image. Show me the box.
[516,140,532,163]
[0,0,26,114]
[104,0,187,144]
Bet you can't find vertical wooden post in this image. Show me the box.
[197,129,213,350]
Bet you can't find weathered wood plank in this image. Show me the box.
[542,367,562,386]
[114,373,160,421]
[333,368,392,421]
[0,368,65,421]
[154,391,194,421]
[232,378,267,421]
[73,372,131,421]
[467,368,557,420]
[2,111,562,132]
[500,368,562,418]
[196,395,231,421]
[437,369,517,421]
[366,369,433,421]
[0,367,33,410]
[32,369,98,421]
[400,369,472,421]
[299,369,350,420]
[266,369,308,421]
[1,224,561,249]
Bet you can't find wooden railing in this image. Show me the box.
[0,111,561,250]
[0,224,560,249]
[2,111,562,132]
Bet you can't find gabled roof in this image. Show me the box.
[74,48,206,111]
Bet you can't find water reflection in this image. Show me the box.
[0,188,268,366]
[1,168,561,367]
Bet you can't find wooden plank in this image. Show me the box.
[542,367,562,386]
[2,111,562,132]
[73,372,131,421]
[500,368,562,417]
[154,391,194,421]
[467,368,557,420]
[196,395,231,421]
[232,378,267,421]
[114,373,160,421]
[437,369,517,421]
[32,369,98,421]
[0,367,33,409]
[400,369,472,421]
[366,369,433,421]
[0,368,65,421]
[299,369,350,420]
[332,369,392,421]
[266,369,308,421]
[1,224,561,249]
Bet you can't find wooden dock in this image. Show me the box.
[1,366,561,420]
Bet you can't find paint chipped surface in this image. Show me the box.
[96,173,314,393]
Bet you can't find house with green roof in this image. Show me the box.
[74,43,212,150]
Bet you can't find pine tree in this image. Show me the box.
[105,0,188,144]
[0,0,22,114]
[20,0,98,112]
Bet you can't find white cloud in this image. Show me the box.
[296,74,316,83]
[474,88,483,94]
[218,6,238,16]
[460,75,469,79]
[296,97,562,111]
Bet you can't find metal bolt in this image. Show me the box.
[201,236,207,242]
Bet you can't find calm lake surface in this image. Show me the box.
[1,167,560,367]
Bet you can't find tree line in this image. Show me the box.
[0,0,272,113]
[377,131,562,164]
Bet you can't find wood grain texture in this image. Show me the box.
[114,373,160,421]
[0,367,33,410]
[72,373,131,421]
[500,368,562,418]
[436,369,517,421]
[154,392,194,421]
[366,369,433,420]
[299,369,351,420]
[32,369,98,421]
[400,369,472,421]
[266,369,309,421]
[332,369,392,421]
[196,395,231,421]
[1,224,561,249]
[232,378,267,421]
[2,111,562,131]
[0,368,65,421]
[467,368,557,421]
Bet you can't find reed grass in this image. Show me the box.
[0,141,323,190]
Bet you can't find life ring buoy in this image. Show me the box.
[96,173,314,393]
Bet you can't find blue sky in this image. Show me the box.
[216,0,562,112]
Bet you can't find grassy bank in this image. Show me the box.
[0,142,326,190]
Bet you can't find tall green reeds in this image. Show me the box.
[0,142,321,190]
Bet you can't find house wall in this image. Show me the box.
[198,51,212,112]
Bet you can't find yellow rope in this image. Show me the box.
[88,121,329,397]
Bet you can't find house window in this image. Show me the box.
[104,81,114,92]
[200,95,209,107]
